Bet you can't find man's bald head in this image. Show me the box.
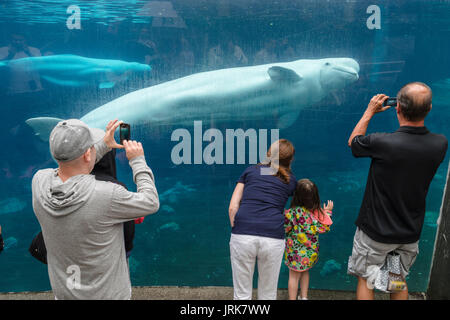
[396,82,432,122]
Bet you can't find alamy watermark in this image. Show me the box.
[66,264,93,291]
[66,264,81,290]
[170,121,280,175]
[66,5,81,30]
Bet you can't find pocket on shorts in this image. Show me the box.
[347,247,369,277]
[397,242,419,277]
[399,251,418,277]
[347,229,370,277]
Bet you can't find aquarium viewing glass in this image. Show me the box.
[0,0,449,293]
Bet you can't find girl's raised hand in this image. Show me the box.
[323,200,334,212]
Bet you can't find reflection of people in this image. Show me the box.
[91,21,123,59]
[40,29,85,57]
[0,33,43,94]
[125,27,163,82]
[253,39,277,65]
[0,225,4,254]
[207,36,248,69]
[136,27,161,66]
[277,38,296,62]
[32,119,159,299]
[347,83,448,300]
[175,36,195,75]
[228,139,296,300]
[284,179,334,300]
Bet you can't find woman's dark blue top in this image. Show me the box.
[232,164,296,239]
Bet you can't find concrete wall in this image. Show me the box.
[427,160,450,299]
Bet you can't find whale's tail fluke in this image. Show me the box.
[25,117,62,142]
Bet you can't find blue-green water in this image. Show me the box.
[0,0,449,293]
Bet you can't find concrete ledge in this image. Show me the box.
[0,286,426,300]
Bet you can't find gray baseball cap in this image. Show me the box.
[49,119,105,162]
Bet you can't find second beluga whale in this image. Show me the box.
[0,54,151,89]
[26,57,359,139]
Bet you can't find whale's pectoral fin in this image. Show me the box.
[99,71,130,89]
[277,111,300,129]
[268,66,303,83]
[25,117,62,142]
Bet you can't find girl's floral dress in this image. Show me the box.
[284,206,333,272]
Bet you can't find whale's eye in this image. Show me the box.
[325,62,331,66]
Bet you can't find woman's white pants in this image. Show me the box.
[229,233,285,300]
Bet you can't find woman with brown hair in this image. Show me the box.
[228,139,296,300]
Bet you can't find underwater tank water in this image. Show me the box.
[0,0,449,293]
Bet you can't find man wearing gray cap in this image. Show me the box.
[32,119,159,300]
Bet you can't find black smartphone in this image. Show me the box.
[120,123,131,143]
[383,97,397,107]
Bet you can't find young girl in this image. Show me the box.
[284,179,334,300]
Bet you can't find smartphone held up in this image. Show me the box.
[120,123,131,144]
[383,97,397,107]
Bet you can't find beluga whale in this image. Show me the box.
[0,54,151,89]
[26,57,359,140]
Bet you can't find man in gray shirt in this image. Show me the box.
[32,119,159,299]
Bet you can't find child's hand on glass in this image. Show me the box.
[323,200,334,212]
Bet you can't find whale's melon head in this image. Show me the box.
[319,58,360,91]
